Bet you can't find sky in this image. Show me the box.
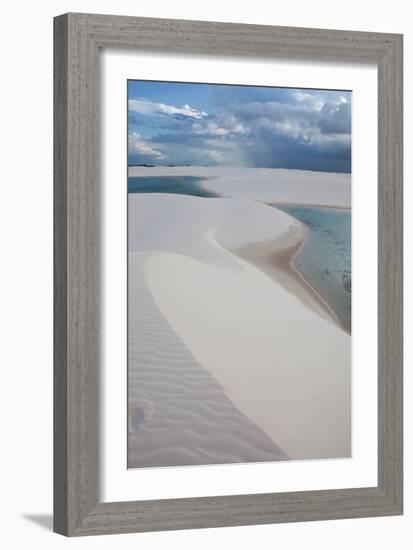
[127,80,351,173]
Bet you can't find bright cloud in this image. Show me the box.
[128,132,165,160]
[128,98,207,119]
[293,90,325,110]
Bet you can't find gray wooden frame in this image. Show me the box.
[54,12,403,536]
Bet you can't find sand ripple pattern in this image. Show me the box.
[128,253,287,468]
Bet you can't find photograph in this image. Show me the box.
[127,80,352,468]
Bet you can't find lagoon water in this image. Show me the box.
[278,206,351,333]
[128,175,351,333]
[128,175,218,198]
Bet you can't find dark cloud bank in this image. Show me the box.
[128,86,351,173]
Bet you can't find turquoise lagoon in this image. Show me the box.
[128,175,217,198]
[278,205,351,332]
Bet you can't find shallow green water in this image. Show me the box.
[278,205,351,332]
[128,176,218,198]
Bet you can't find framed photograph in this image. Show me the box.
[54,13,403,536]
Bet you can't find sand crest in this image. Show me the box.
[128,193,351,463]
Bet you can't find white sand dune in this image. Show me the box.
[128,252,288,468]
[128,193,351,463]
[128,165,351,208]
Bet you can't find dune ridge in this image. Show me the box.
[129,252,288,468]
[129,193,351,463]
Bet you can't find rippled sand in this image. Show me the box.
[128,192,351,467]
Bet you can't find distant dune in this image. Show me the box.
[128,165,351,208]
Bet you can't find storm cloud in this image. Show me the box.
[128,82,351,173]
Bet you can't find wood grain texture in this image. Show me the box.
[53,13,403,536]
[54,13,100,535]
[377,33,403,510]
[53,14,69,536]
